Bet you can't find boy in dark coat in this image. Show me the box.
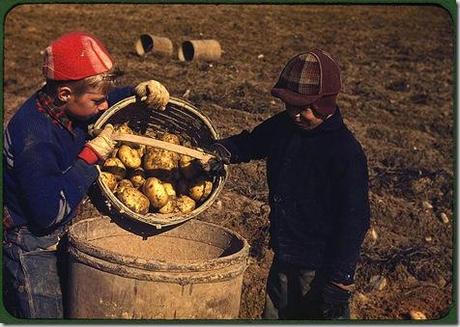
[214,49,370,319]
[3,31,169,318]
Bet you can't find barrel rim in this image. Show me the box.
[68,217,250,273]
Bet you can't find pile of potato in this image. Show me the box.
[99,123,214,216]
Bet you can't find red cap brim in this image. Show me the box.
[271,87,321,107]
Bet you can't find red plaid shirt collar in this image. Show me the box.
[36,89,74,134]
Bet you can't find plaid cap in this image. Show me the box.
[271,49,341,115]
[42,31,113,81]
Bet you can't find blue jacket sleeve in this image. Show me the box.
[107,86,134,106]
[13,141,98,230]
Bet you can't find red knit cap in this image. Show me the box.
[42,31,113,81]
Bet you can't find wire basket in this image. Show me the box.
[93,95,227,229]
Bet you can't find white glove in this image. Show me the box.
[134,80,170,111]
[86,124,116,160]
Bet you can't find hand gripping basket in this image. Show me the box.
[93,95,227,229]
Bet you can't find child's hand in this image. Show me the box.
[86,124,116,160]
[134,80,169,111]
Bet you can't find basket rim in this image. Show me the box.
[94,96,227,229]
[94,95,219,139]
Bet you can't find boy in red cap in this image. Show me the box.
[3,31,170,318]
[212,49,370,319]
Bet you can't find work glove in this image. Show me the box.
[320,282,352,319]
[207,142,232,164]
[200,142,231,176]
[134,80,169,111]
[86,124,116,160]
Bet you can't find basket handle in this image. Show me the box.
[113,133,215,163]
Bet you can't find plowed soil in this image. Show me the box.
[3,4,454,321]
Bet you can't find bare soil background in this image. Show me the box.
[3,4,454,320]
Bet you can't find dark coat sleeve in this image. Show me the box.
[217,112,286,164]
[328,146,371,283]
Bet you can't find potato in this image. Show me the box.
[114,123,147,151]
[118,144,142,169]
[160,133,181,145]
[115,122,134,135]
[117,179,134,192]
[116,187,150,214]
[143,148,178,179]
[158,199,177,214]
[142,177,169,209]
[189,177,213,202]
[160,133,181,162]
[102,157,126,180]
[99,172,118,191]
[163,182,177,198]
[176,195,196,213]
[129,168,146,188]
[179,155,202,179]
[137,144,146,158]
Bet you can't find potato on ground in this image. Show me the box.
[143,177,169,209]
[116,187,150,215]
[99,172,118,191]
[176,195,196,213]
[129,168,146,188]
[118,144,142,169]
[102,157,126,180]
[189,177,213,202]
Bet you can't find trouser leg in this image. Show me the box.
[262,258,286,319]
[320,281,351,319]
[263,257,353,320]
[263,258,318,320]
[3,242,24,317]
[3,226,66,318]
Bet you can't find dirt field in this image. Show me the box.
[3,4,454,321]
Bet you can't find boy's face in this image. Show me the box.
[64,87,109,121]
[284,103,324,130]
